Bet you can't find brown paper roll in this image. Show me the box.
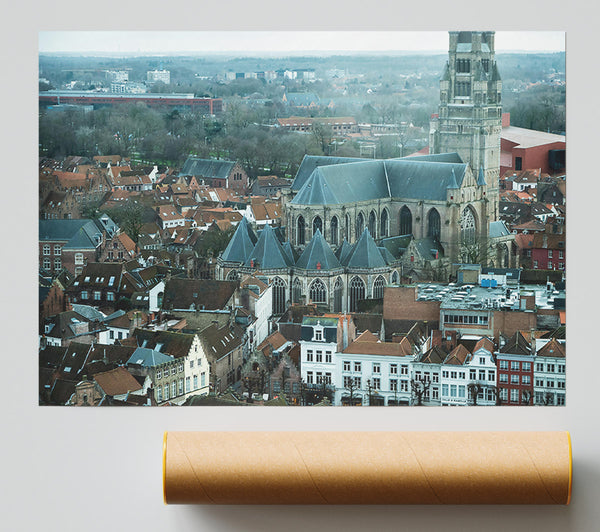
[163,431,572,505]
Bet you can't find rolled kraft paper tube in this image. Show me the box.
[163,431,572,505]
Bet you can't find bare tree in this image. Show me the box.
[411,378,431,406]
[468,382,483,406]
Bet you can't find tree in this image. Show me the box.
[311,122,333,154]
[468,382,483,406]
[411,377,431,406]
[341,378,360,406]
[120,201,144,244]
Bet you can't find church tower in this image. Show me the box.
[430,31,502,222]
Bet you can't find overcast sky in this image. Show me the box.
[39,31,565,55]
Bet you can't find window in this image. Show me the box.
[510,389,519,403]
[314,329,323,341]
[54,245,61,255]
[458,386,465,398]
[157,387,162,402]
[164,385,169,401]
[178,363,184,373]
[450,371,457,379]
[432,373,439,383]
[324,372,332,385]
[354,362,361,373]
[522,375,531,385]
[94,291,102,301]
[306,350,313,362]
[535,379,544,387]
[349,276,365,313]
[185,377,190,392]
[559,250,564,259]
[500,373,508,383]
[309,279,327,304]
[515,157,522,171]
[548,262,553,269]
[373,276,385,300]
[201,373,206,387]
[488,371,495,381]
[479,357,486,365]
[499,360,508,370]
[43,244,51,255]
[343,361,351,372]
[432,388,439,400]
[80,291,88,300]
[536,363,544,372]
[547,381,555,388]
[306,372,313,384]
[343,376,353,388]
[75,253,84,265]
[478,370,485,381]
[511,361,520,371]
[533,260,538,269]
[372,378,380,390]
[109,330,115,340]
[325,351,332,363]
[156,369,162,380]
[401,365,408,375]
[470,369,476,380]
[442,370,449,378]
[547,364,555,373]
[558,364,565,374]
[450,385,457,397]
[390,364,398,375]
[172,381,177,397]
[316,351,323,363]
[390,379,398,392]
[522,362,531,372]
[190,360,194,369]
[373,363,381,374]
[353,377,362,388]
[106,292,115,302]
[556,394,565,406]
[511,374,519,384]
[548,250,553,259]
[442,384,449,396]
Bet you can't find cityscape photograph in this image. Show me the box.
[38,31,566,407]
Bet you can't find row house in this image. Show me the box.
[336,331,414,406]
[533,338,566,405]
[132,329,210,405]
[157,205,186,229]
[299,315,355,404]
[66,262,130,311]
[239,275,273,348]
[110,171,153,192]
[530,232,566,271]
[495,332,535,405]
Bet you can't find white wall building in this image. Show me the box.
[147,69,170,84]
[533,338,566,405]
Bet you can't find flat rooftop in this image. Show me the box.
[502,126,565,149]
[416,282,564,311]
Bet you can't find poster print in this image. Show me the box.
[38,31,565,407]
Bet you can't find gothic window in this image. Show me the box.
[333,277,343,313]
[380,209,389,238]
[345,214,351,241]
[368,210,377,237]
[312,215,323,235]
[227,270,239,281]
[297,215,306,245]
[356,212,365,239]
[455,82,471,97]
[456,59,471,73]
[272,277,286,315]
[482,59,490,72]
[399,206,412,236]
[309,278,327,304]
[330,216,339,245]
[292,277,303,304]
[349,276,365,313]
[391,271,399,285]
[460,207,477,244]
[373,275,385,300]
[427,209,441,239]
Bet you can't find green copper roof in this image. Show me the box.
[244,223,294,270]
[220,217,257,264]
[295,229,342,271]
[345,228,389,269]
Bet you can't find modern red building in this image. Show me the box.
[495,331,535,405]
[500,113,565,176]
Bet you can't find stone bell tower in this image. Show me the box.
[430,31,502,222]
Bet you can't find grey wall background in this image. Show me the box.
[2,1,598,530]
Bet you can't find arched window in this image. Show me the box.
[330,216,339,246]
[345,214,351,241]
[373,275,385,300]
[427,208,441,239]
[460,206,477,244]
[297,216,305,246]
[333,277,343,313]
[391,271,399,285]
[368,210,377,236]
[349,276,365,313]
[312,215,323,235]
[272,277,287,315]
[309,278,327,304]
[292,277,303,304]
[356,212,365,239]
[227,270,239,281]
[380,209,389,237]
[399,206,412,236]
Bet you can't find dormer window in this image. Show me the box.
[315,330,322,341]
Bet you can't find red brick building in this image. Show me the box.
[496,331,535,405]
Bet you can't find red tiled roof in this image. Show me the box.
[94,366,142,396]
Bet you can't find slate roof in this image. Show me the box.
[335,240,354,264]
[127,347,174,367]
[380,235,412,259]
[198,323,243,362]
[132,329,195,359]
[295,229,342,271]
[291,157,468,206]
[291,155,371,192]
[418,345,447,364]
[489,220,511,238]
[244,223,294,270]
[39,219,102,250]
[179,157,236,179]
[345,229,389,269]
[162,278,237,311]
[499,331,532,356]
[443,344,472,365]
[536,338,565,359]
[413,238,444,261]
[220,217,257,264]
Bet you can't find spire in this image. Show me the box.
[345,228,388,269]
[296,229,341,271]
[441,61,451,81]
[244,223,293,270]
[220,217,257,264]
